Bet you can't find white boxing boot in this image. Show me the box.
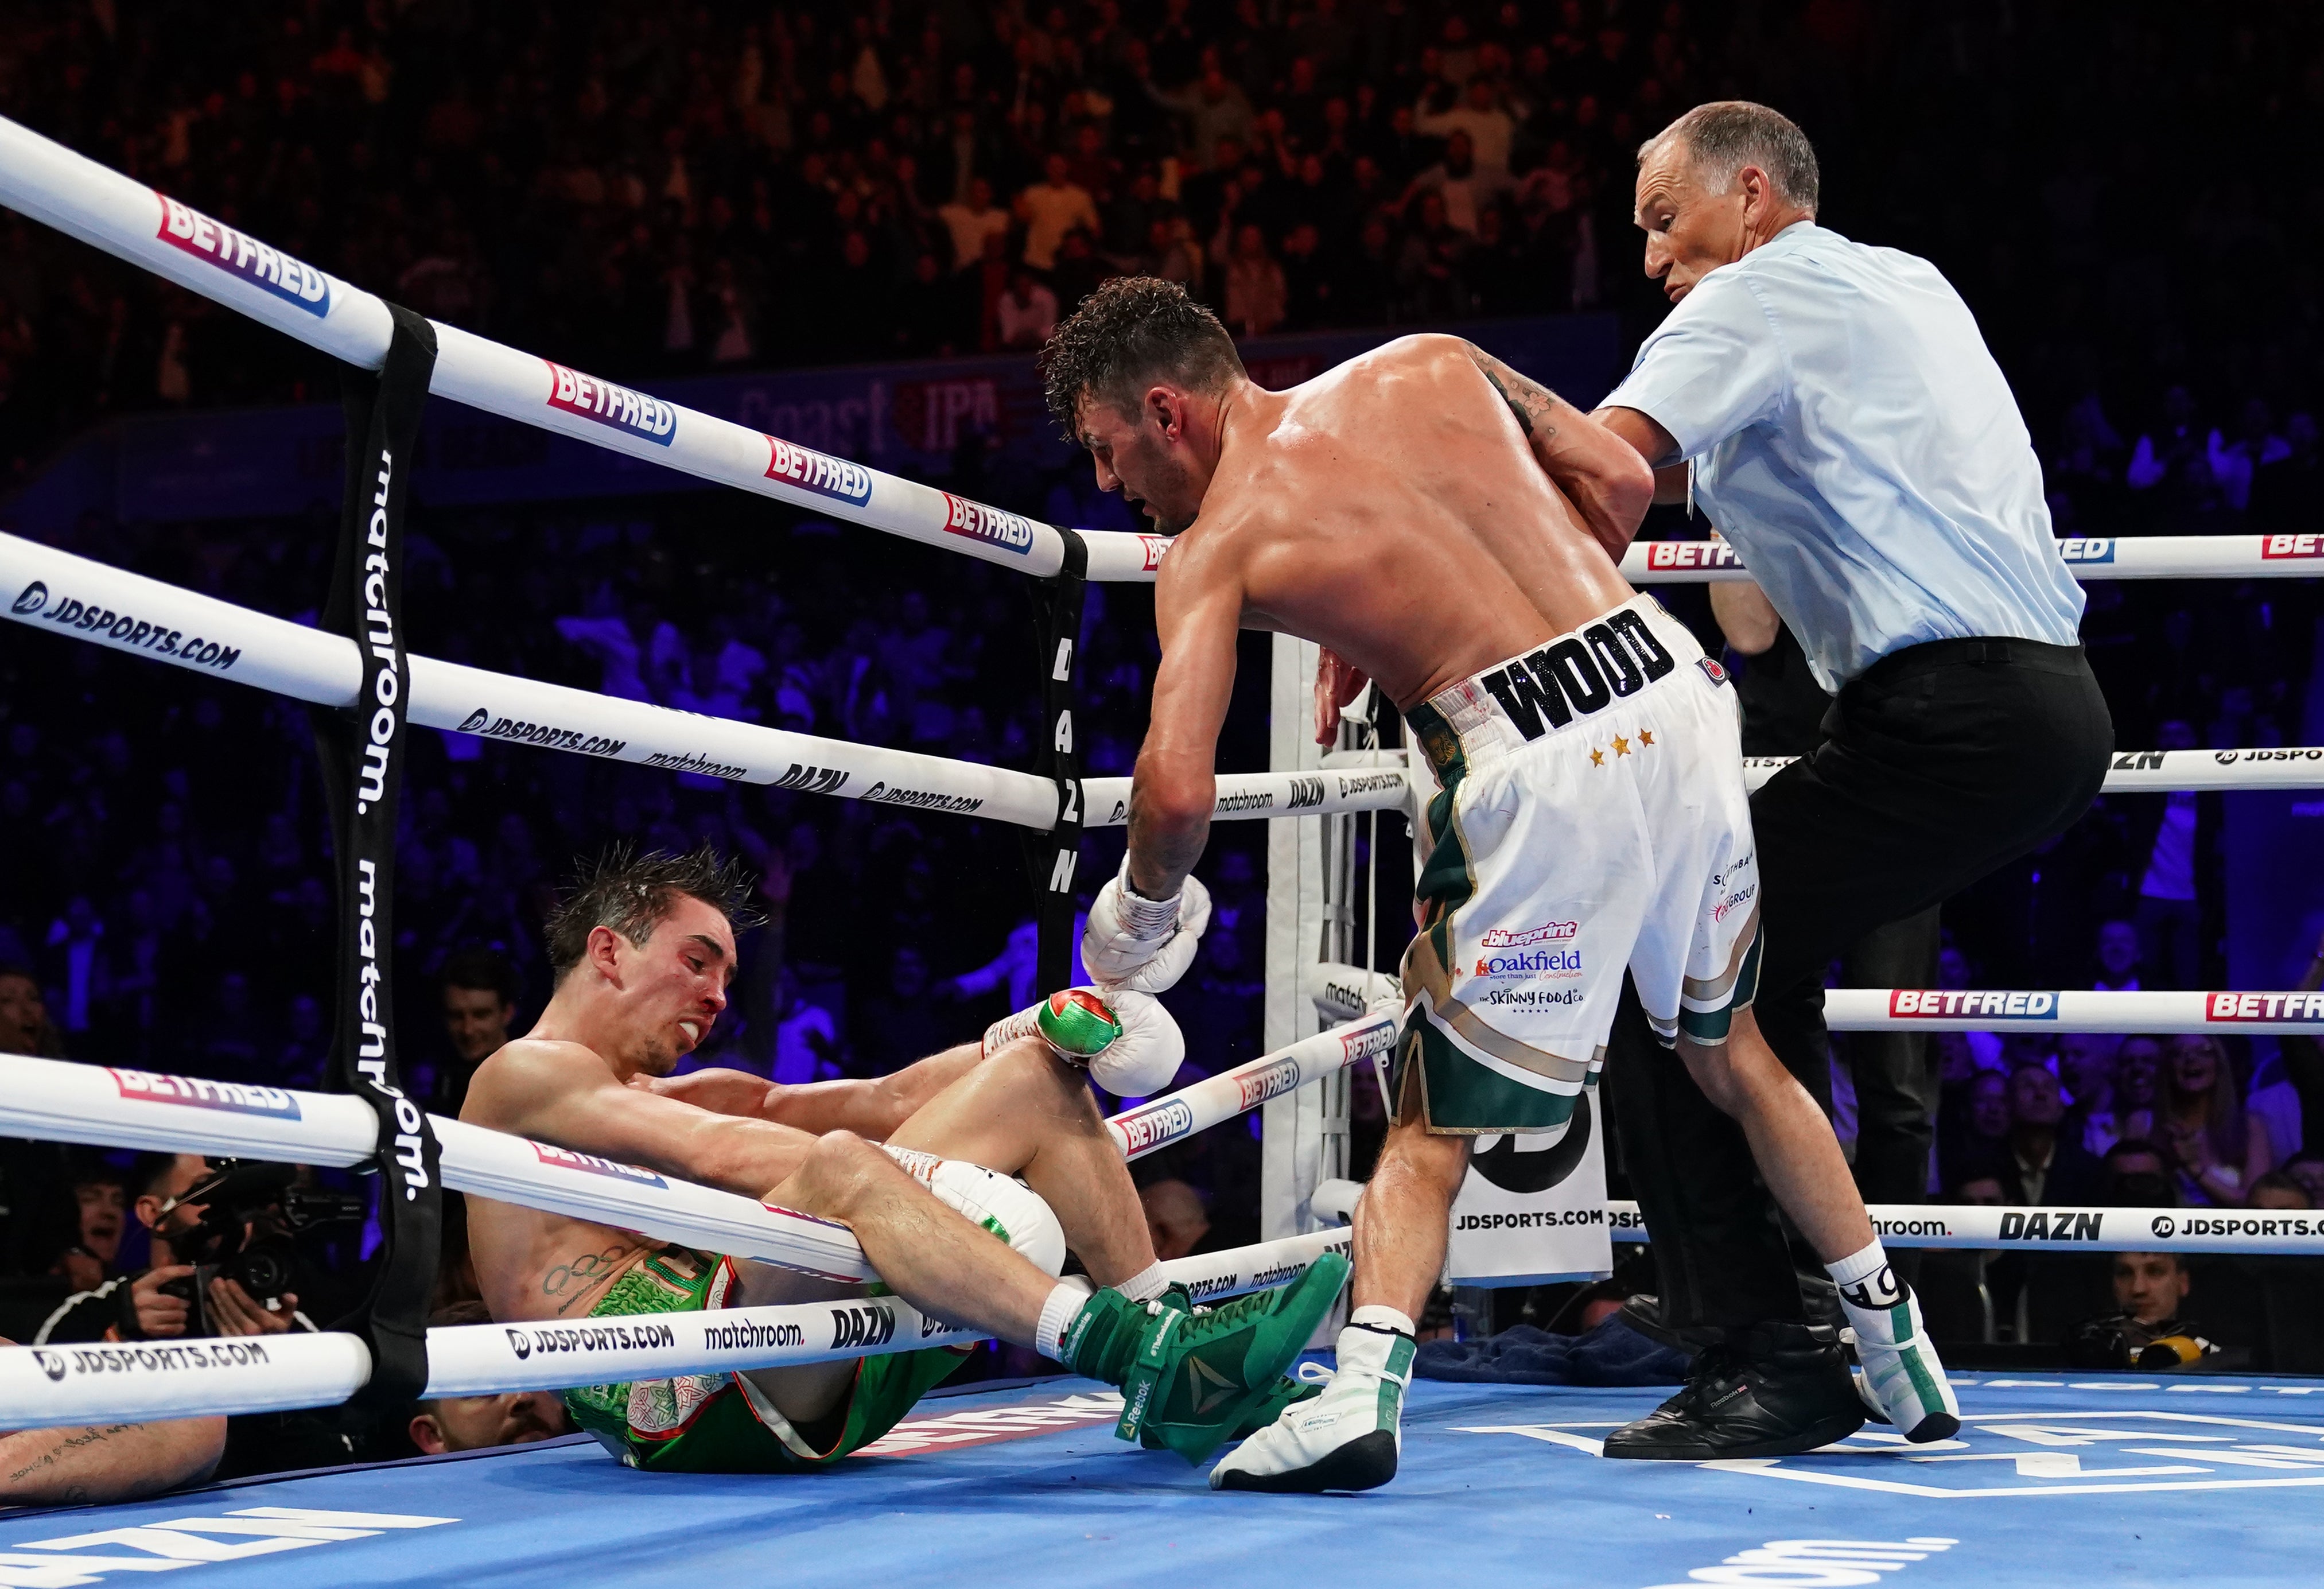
[1210,1307,1414,1493]
[1841,1279,1961,1443]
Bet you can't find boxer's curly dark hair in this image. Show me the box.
[1040,276,1245,439]
[544,842,763,982]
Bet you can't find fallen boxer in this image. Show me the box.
[461,842,1346,1473]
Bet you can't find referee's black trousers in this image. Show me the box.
[1605,638,2115,1329]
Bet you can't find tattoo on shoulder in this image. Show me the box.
[1463,342,1562,443]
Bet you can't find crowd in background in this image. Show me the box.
[5,1,2324,1475]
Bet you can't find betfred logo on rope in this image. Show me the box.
[1889,989,2061,1019]
[531,1141,668,1188]
[545,360,677,446]
[109,1069,302,1118]
[938,492,1037,555]
[2208,992,2324,1023]
[2262,533,2324,560]
[2058,537,2117,562]
[155,193,332,317]
[1644,539,1743,571]
[764,436,873,506]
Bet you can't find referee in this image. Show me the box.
[1585,101,2113,1457]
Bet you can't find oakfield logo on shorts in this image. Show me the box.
[939,492,1036,555]
[10,582,243,671]
[2262,533,2324,560]
[1235,1057,1305,1110]
[765,437,874,506]
[864,781,984,814]
[455,708,627,757]
[504,1320,678,1361]
[2206,992,2324,1023]
[1479,920,1578,949]
[1645,540,1743,570]
[110,1069,301,1119]
[1888,989,2059,1020]
[1117,1097,1196,1153]
[531,1141,667,1188]
[545,360,677,446]
[2058,537,2117,563]
[156,193,331,316]
[1472,947,1583,979]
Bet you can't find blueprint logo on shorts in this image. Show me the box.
[156,194,332,317]
[765,437,875,506]
[545,360,677,446]
[1479,920,1578,949]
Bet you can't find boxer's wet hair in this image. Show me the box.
[1639,100,1820,214]
[544,842,763,982]
[1041,276,1245,437]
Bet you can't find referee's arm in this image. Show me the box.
[1595,406,1689,502]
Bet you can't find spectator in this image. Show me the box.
[2115,1035,2167,1144]
[1140,1178,1214,1259]
[432,947,522,1118]
[2098,1138,2179,1207]
[2059,1033,2125,1156]
[995,266,1059,349]
[2092,919,2143,992]
[1402,129,1509,238]
[1220,223,1287,338]
[2160,1035,2271,1205]
[938,176,1012,274]
[1999,1060,2105,1207]
[0,964,59,1056]
[1015,153,1101,274]
[2279,1151,2324,1206]
[2247,1171,2313,1211]
[1413,75,1515,174]
[407,1303,573,1455]
[2111,1251,2194,1331]
[46,1160,126,1293]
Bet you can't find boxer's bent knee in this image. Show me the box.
[790,1130,896,1213]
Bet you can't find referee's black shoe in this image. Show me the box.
[1601,1320,1864,1460]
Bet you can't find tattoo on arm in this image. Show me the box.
[7,1424,132,1483]
[1464,343,1562,442]
[541,1243,635,1316]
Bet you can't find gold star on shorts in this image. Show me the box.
[1590,747,1605,767]
[1612,735,1631,756]
[1639,728,1655,747]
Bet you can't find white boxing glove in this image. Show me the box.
[984,986,1187,1098]
[1082,863,1211,993]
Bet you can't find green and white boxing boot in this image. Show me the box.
[1834,1265,1960,1443]
[1059,1251,1351,1466]
[1209,1305,1415,1493]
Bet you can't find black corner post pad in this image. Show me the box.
[312,305,441,1412]
[1023,527,1089,997]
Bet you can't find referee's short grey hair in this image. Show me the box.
[1639,101,1820,213]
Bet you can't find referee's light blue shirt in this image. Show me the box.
[1603,222,2085,693]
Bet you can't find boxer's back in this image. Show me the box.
[1173,334,1635,709]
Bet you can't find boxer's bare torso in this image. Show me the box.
[1159,334,1637,711]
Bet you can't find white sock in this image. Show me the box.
[1034,1277,1095,1361]
[1113,1262,1168,1304]
[1348,1304,1416,1338]
[1826,1239,1905,1311]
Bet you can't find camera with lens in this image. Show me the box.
[161,1160,370,1328]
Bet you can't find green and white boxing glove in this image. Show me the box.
[985,986,1187,1096]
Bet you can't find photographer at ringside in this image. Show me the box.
[34,1152,382,1478]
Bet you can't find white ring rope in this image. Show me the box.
[1603,1200,2324,1256]
[0,114,1174,584]
[0,530,1414,830]
[1620,534,2324,584]
[1825,987,2324,1034]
